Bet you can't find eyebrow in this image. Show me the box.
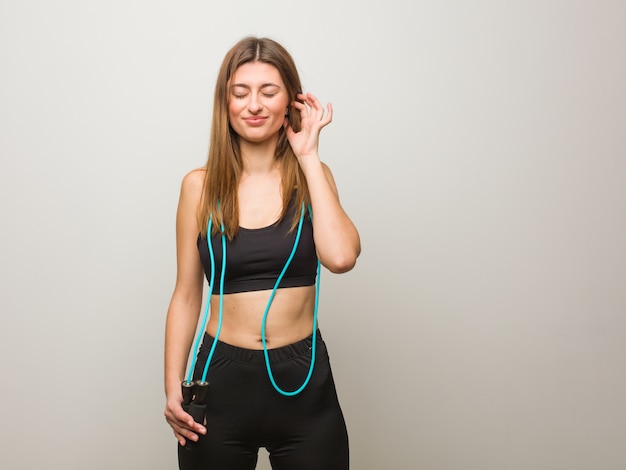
[230,83,281,89]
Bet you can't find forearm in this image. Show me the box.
[164,296,202,398]
[163,292,207,446]
[299,156,361,273]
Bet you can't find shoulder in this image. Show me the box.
[181,167,206,193]
[177,167,206,212]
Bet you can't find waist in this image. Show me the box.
[198,329,323,364]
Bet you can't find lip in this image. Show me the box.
[243,116,268,126]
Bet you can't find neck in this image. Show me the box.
[240,138,280,175]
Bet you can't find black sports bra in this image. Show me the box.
[197,199,317,294]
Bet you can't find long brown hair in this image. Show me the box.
[199,37,308,238]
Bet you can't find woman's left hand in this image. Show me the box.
[285,92,332,160]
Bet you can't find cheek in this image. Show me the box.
[228,101,245,131]
[269,98,289,116]
[228,100,241,117]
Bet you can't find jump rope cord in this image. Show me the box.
[261,203,319,396]
[183,214,226,384]
[185,203,318,396]
[184,214,215,384]
[200,218,227,384]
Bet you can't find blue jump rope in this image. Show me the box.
[181,203,321,447]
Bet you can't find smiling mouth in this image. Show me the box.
[244,117,268,126]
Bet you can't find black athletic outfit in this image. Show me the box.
[196,197,318,295]
[180,197,349,469]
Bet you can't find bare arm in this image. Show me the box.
[301,159,360,273]
[163,169,207,445]
[286,92,361,273]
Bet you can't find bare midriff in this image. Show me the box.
[205,285,316,350]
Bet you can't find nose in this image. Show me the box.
[248,93,263,113]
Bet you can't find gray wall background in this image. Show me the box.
[1,1,625,469]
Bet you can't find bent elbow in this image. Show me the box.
[323,251,359,274]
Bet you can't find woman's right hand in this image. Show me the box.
[164,395,206,446]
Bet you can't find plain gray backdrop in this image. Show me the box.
[1,1,625,469]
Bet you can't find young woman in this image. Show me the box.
[164,36,360,470]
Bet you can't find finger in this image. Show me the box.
[172,420,201,442]
[306,93,330,123]
[168,406,206,435]
[294,93,308,108]
[165,403,205,445]
[171,407,195,428]
[178,411,206,435]
[167,417,197,442]
[305,92,323,111]
[174,431,187,447]
[301,93,322,118]
[320,102,333,127]
[193,420,207,434]
[304,95,331,128]
[291,100,309,115]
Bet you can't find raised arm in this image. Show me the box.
[163,169,207,446]
[285,92,361,273]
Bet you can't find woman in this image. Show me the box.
[164,36,360,470]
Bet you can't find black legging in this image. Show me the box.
[178,331,349,470]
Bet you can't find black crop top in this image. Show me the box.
[197,199,317,294]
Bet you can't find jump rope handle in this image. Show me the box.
[181,381,210,450]
[181,381,194,412]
